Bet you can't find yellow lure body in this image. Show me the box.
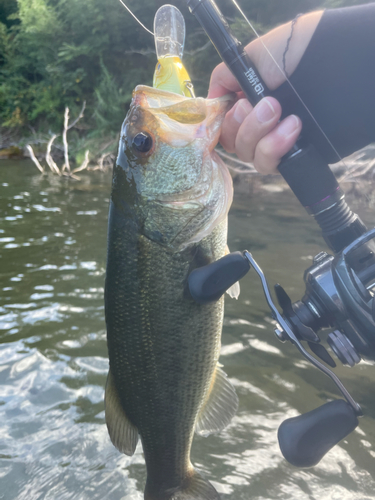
[153,56,194,97]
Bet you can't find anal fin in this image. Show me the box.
[105,369,139,455]
[195,365,238,437]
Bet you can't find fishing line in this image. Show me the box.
[230,0,347,169]
[117,0,154,36]
[216,149,257,174]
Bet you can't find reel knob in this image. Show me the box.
[278,399,359,468]
[188,251,250,304]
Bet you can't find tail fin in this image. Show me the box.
[145,469,220,500]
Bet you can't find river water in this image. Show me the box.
[1,160,375,500]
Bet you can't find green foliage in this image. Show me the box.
[0,0,18,27]
[0,0,160,137]
[0,0,373,147]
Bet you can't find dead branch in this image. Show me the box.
[62,107,70,173]
[97,153,106,172]
[24,100,114,181]
[45,134,61,175]
[67,101,86,131]
[62,172,81,181]
[62,101,86,174]
[88,152,115,172]
[26,144,44,174]
[72,150,90,174]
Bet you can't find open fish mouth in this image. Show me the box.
[132,85,234,150]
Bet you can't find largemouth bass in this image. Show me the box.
[105,85,238,500]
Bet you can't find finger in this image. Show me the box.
[207,62,242,98]
[233,97,282,161]
[253,115,302,174]
[220,99,253,153]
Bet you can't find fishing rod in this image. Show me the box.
[185,0,375,468]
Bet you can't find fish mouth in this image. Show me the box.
[133,84,233,108]
[132,85,234,149]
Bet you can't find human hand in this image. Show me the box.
[208,10,323,174]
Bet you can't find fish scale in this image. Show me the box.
[106,207,224,475]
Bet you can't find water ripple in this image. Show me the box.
[1,163,375,499]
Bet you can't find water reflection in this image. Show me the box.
[0,161,375,499]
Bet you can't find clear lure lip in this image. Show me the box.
[154,4,186,59]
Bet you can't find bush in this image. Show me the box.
[1,0,372,148]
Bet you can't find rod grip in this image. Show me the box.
[278,400,359,468]
[279,144,339,208]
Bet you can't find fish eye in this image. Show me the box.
[132,132,153,154]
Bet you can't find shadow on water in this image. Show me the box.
[1,160,375,499]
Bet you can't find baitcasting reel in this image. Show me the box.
[188,227,375,467]
[184,0,375,468]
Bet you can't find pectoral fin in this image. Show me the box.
[224,244,240,299]
[195,365,238,436]
[105,370,139,456]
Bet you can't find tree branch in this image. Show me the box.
[62,107,70,173]
[72,150,90,173]
[26,145,44,174]
[67,100,86,130]
[45,134,61,175]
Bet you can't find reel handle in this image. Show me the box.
[188,251,250,304]
[278,399,359,468]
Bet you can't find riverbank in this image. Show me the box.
[0,126,117,175]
